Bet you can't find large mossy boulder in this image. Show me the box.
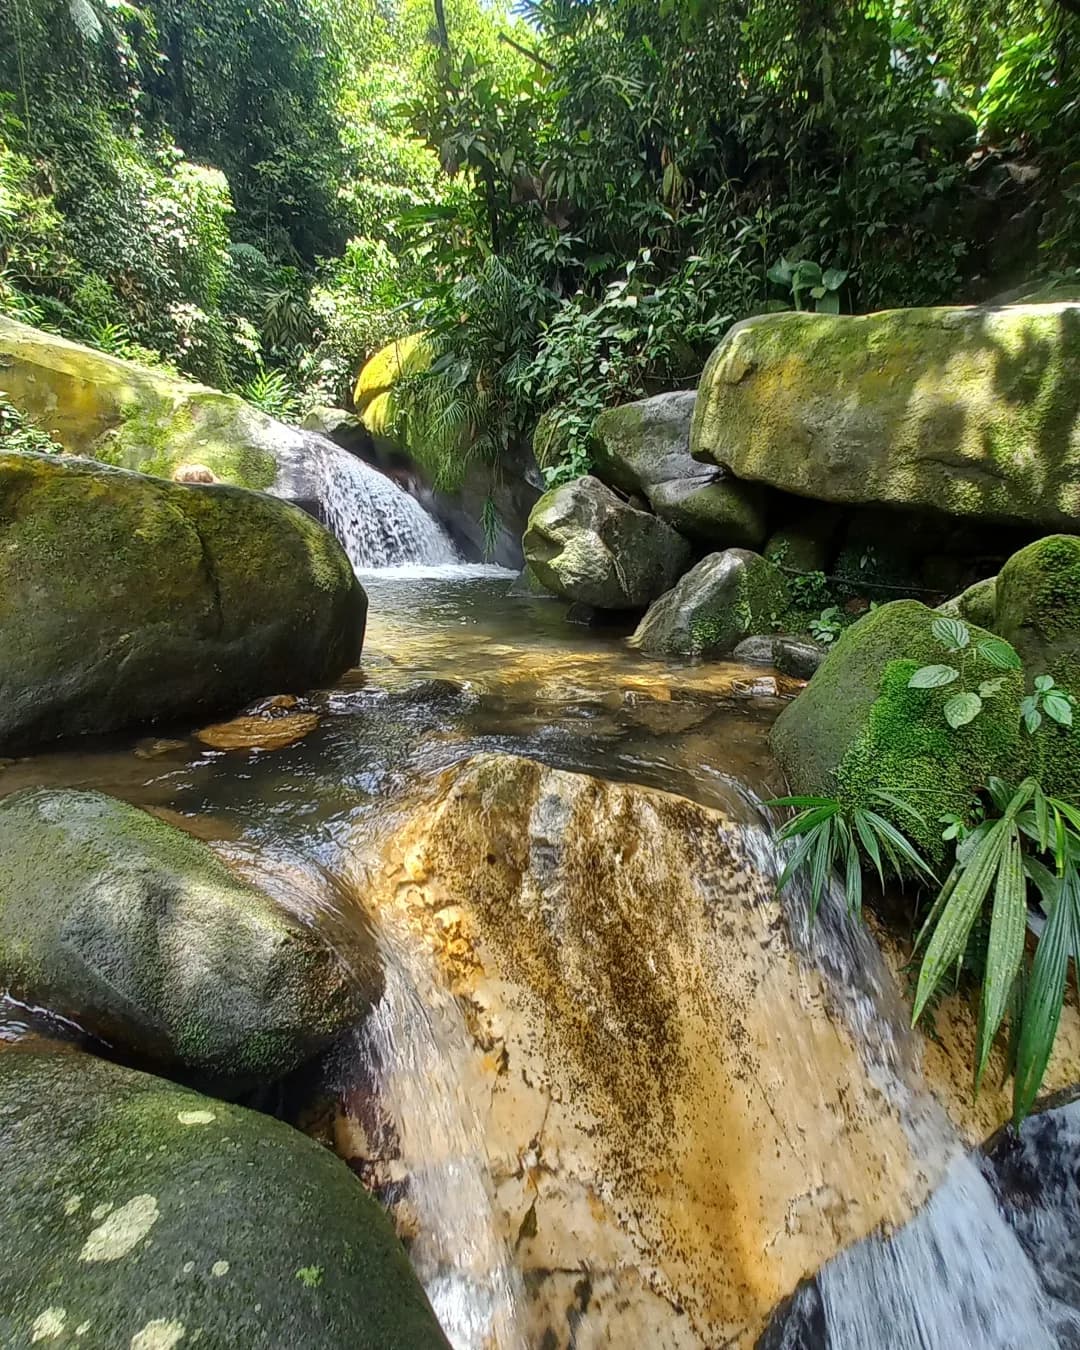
[0,316,322,505]
[0,451,365,748]
[692,304,1080,530]
[523,475,691,609]
[0,789,377,1086]
[591,392,768,547]
[0,1048,450,1349]
[771,601,1026,857]
[995,534,1080,681]
[631,549,791,658]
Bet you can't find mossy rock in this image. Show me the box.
[0,789,377,1086]
[352,334,431,413]
[995,534,1080,680]
[938,575,999,629]
[631,549,792,658]
[591,392,768,548]
[523,475,692,610]
[0,1048,450,1349]
[771,601,1025,859]
[692,305,1080,530]
[0,315,322,499]
[0,450,365,749]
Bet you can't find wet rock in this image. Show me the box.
[733,636,779,666]
[523,475,691,609]
[0,1047,450,1349]
[591,391,769,548]
[692,304,1080,530]
[361,753,947,1347]
[0,789,377,1086]
[196,711,321,751]
[0,450,364,749]
[133,737,190,760]
[631,549,791,657]
[733,636,825,679]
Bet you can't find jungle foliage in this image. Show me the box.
[2,0,1078,466]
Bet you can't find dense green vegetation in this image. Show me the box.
[2,0,1078,473]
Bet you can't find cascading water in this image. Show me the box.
[744,805,1080,1350]
[316,441,459,571]
[351,926,527,1350]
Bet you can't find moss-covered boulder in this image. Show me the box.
[523,475,692,609]
[938,575,999,629]
[0,789,377,1085]
[771,601,1026,857]
[631,550,791,658]
[995,535,1080,680]
[0,316,322,504]
[352,334,431,413]
[0,451,364,748]
[0,1048,450,1348]
[591,392,768,547]
[692,304,1080,530]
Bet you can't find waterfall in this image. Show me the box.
[745,806,1080,1350]
[315,442,459,572]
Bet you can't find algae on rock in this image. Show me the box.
[0,788,378,1085]
[692,304,1080,530]
[0,1048,450,1349]
[0,450,365,749]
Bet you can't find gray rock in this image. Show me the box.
[631,550,791,657]
[0,789,377,1086]
[523,476,692,610]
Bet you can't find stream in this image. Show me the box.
[2,453,1078,1349]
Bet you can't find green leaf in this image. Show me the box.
[1021,696,1043,733]
[809,815,835,920]
[908,664,959,689]
[944,691,983,728]
[815,291,841,314]
[822,267,848,290]
[861,809,935,881]
[974,829,1026,1090]
[1044,691,1074,726]
[1035,674,1055,693]
[913,819,1008,1022]
[976,638,1022,670]
[931,616,971,651]
[853,807,886,890]
[1013,867,1079,1123]
[766,258,794,285]
[1034,783,1051,853]
[978,679,1005,698]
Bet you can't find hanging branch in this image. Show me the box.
[498,32,555,73]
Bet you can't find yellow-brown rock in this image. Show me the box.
[359,754,948,1348]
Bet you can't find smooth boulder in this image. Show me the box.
[0,1048,450,1349]
[995,534,1080,680]
[0,789,377,1085]
[1,315,325,506]
[692,304,1080,530]
[523,475,691,609]
[0,450,365,748]
[591,392,768,547]
[631,549,791,657]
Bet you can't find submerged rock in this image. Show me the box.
[591,391,769,547]
[0,1047,450,1349]
[360,753,949,1347]
[692,304,1080,530]
[523,475,691,609]
[0,789,377,1085]
[0,315,323,506]
[631,549,791,657]
[0,451,364,748]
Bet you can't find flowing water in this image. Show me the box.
[3,471,1078,1349]
[317,442,459,570]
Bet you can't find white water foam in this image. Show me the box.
[316,443,459,571]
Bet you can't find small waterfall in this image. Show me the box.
[316,442,458,571]
[354,925,526,1350]
[746,802,1080,1350]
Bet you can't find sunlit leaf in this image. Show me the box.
[931,616,970,651]
[908,664,959,689]
[944,691,982,728]
[976,638,1022,670]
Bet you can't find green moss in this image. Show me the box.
[771,600,1025,861]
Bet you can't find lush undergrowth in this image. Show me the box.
[2,0,1079,474]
